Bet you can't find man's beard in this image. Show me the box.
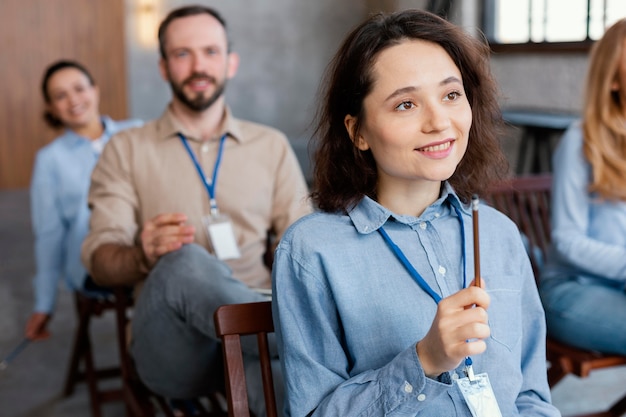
[169,72,227,112]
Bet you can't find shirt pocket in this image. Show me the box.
[487,287,522,351]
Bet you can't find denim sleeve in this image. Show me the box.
[30,150,66,313]
[551,123,626,281]
[272,244,452,417]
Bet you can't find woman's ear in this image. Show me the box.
[344,114,369,151]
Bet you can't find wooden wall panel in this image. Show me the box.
[0,0,127,189]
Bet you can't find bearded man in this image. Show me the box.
[81,6,310,416]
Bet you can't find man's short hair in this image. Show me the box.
[158,5,229,59]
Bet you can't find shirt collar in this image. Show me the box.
[62,116,112,146]
[347,182,469,235]
[156,105,244,144]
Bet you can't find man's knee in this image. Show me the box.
[152,243,231,283]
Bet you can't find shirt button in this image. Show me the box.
[419,222,427,230]
[403,382,413,393]
[434,212,440,218]
[417,393,426,401]
[438,265,446,275]
[452,372,459,380]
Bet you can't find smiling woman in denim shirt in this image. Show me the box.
[271,9,560,417]
[540,19,626,356]
[24,60,141,341]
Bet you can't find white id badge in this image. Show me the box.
[203,214,241,260]
[455,372,503,417]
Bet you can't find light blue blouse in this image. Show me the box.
[542,121,626,289]
[272,184,559,416]
[30,116,142,313]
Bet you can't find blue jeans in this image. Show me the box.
[130,243,282,417]
[540,277,626,355]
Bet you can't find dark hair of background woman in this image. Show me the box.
[311,9,509,213]
[41,60,95,129]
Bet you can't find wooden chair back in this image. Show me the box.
[485,174,626,417]
[484,174,552,279]
[214,301,277,417]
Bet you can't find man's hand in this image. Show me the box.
[416,282,491,377]
[139,213,196,268]
[25,312,51,341]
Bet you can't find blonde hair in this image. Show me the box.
[583,18,626,200]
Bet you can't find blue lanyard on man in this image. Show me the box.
[178,132,228,215]
[378,204,476,379]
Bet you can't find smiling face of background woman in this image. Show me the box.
[45,67,100,131]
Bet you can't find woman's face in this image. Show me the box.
[45,67,99,129]
[346,39,472,191]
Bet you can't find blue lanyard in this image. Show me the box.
[378,204,475,371]
[179,133,227,215]
[378,204,467,304]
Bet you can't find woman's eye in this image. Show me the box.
[445,91,462,101]
[395,101,415,111]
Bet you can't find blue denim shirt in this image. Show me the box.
[272,184,559,416]
[30,117,142,313]
[542,121,626,290]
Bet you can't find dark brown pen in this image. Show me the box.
[471,195,481,287]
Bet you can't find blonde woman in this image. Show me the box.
[540,19,626,355]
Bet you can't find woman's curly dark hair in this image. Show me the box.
[310,9,509,213]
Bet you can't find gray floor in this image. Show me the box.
[1,187,625,417]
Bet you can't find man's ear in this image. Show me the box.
[227,52,240,79]
[158,58,168,82]
[344,114,369,151]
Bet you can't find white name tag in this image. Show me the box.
[203,214,241,260]
[455,372,502,417]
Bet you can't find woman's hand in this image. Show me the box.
[416,282,490,377]
[25,312,51,340]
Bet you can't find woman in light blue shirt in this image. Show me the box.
[272,9,559,417]
[25,60,141,340]
[540,19,626,355]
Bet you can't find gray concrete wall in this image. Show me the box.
[125,0,372,141]
[490,54,588,113]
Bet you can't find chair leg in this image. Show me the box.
[63,293,109,417]
[63,293,90,397]
[82,322,103,417]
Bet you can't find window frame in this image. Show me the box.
[483,0,595,54]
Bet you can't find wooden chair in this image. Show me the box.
[485,174,626,417]
[63,291,124,417]
[214,301,278,417]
